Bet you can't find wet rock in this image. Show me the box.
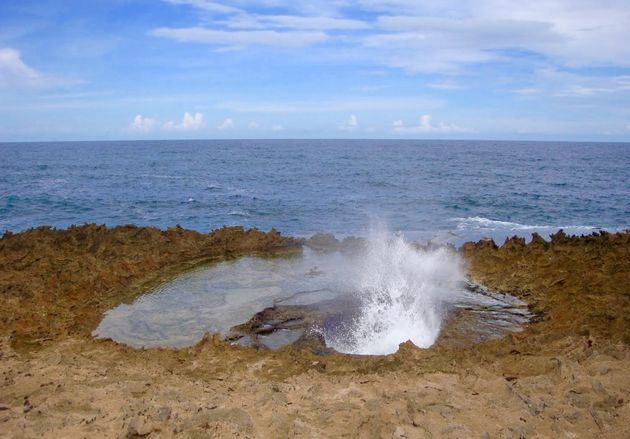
[305,233,340,252]
[253,323,275,335]
[340,236,367,253]
[230,305,313,351]
[292,332,333,355]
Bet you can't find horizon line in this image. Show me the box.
[2,137,630,145]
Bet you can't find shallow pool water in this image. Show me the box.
[93,249,355,348]
[93,244,531,353]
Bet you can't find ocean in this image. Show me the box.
[1,139,628,244]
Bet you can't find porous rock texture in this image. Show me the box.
[0,225,629,438]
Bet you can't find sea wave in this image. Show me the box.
[452,216,597,232]
[228,210,249,217]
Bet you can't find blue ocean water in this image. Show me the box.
[1,140,628,244]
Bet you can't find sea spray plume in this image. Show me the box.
[326,228,464,355]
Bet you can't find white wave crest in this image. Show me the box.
[228,210,249,217]
[453,216,597,232]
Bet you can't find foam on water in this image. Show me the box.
[453,216,598,233]
[325,227,464,355]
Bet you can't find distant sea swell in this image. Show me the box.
[1,139,628,242]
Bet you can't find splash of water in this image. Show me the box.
[325,228,464,355]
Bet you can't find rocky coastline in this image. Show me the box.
[1,225,629,437]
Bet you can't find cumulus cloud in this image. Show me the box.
[181,111,205,129]
[392,115,465,134]
[339,114,358,131]
[163,112,205,130]
[217,118,234,129]
[129,115,157,132]
[271,124,284,131]
[247,121,259,129]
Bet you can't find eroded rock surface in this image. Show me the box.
[0,226,629,438]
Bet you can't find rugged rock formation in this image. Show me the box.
[0,224,301,342]
[0,226,628,438]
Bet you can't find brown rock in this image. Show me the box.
[305,233,340,252]
[127,415,154,437]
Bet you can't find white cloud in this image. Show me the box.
[247,121,259,128]
[528,69,630,98]
[513,87,543,95]
[363,2,630,73]
[129,114,156,132]
[339,114,358,131]
[151,27,328,47]
[222,14,369,30]
[208,0,349,16]
[163,112,205,130]
[182,111,205,129]
[475,0,630,68]
[157,0,630,75]
[392,114,465,134]
[0,48,39,88]
[0,47,77,89]
[271,124,284,131]
[217,118,234,129]
[364,17,555,73]
[426,80,464,90]
[163,0,241,14]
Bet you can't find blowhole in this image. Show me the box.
[93,232,531,355]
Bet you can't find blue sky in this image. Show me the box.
[1,0,630,141]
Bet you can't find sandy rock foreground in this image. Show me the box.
[0,225,629,438]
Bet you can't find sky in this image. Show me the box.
[1,0,630,142]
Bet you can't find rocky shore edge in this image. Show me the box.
[1,224,629,438]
